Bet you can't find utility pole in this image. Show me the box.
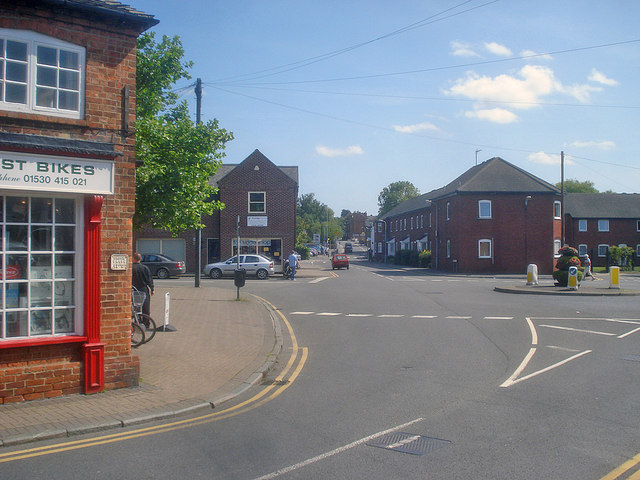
[194,78,202,288]
[560,150,565,247]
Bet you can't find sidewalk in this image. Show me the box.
[0,285,282,447]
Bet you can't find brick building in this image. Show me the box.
[0,1,156,402]
[564,193,640,267]
[135,149,298,273]
[375,157,562,274]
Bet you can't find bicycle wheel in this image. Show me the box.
[131,322,145,347]
[137,313,157,343]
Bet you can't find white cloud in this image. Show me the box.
[393,122,440,133]
[519,49,553,60]
[588,68,619,86]
[450,41,478,57]
[559,83,602,102]
[484,42,512,56]
[315,145,364,158]
[528,151,576,166]
[568,140,616,150]
[464,108,518,124]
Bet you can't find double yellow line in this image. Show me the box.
[0,297,306,464]
[601,452,640,480]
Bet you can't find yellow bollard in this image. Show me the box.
[526,264,538,285]
[609,266,620,289]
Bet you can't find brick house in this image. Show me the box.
[564,193,640,267]
[0,1,156,402]
[135,149,298,273]
[377,157,562,274]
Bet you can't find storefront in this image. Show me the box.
[232,237,283,269]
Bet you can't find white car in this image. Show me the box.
[204,255,274,280]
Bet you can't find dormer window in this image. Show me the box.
[0,29,84,119]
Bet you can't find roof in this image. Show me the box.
[208,149,299,188]
[425,157,560,199]
[382,193,431,219]
[38,0,159,29]
[565,193,640,218]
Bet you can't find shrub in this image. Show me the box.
[418,250,431,268]
[553,244,583,286]
[295,244,310,260]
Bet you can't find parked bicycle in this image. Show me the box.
[131,286,157,347]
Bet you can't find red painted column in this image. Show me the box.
[83,195,105,393]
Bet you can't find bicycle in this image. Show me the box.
[132,287,157,346]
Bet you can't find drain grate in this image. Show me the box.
[367,432,451,456]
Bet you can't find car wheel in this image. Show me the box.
[256,269,268,280]
[210,268,222,279]
[156,268,169,279]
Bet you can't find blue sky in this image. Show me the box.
[131,0,639,216]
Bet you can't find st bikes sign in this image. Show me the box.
[0,151,114,195]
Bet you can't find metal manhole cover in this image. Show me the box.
[367,432,451,456]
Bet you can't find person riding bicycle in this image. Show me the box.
[132,252,154,317]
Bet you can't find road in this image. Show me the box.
[4,245,640,479]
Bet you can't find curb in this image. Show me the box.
[494,286,640,296]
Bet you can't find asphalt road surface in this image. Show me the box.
[4,247,640,479]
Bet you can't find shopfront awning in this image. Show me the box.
[0,132,119,159]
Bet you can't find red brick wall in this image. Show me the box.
[0,4,143,402]
[566,217,640,267]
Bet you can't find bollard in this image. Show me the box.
[609,266,620,289]
[526,264,538,285]
[568,266,578,290]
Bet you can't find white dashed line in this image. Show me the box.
[378,314,404,318]
[412,315,437,319]
[291,312,314,315]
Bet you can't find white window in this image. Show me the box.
[637,244,640,257]
[376,242,382,254]
[248,192,265,213]
[554,239,562,256]
[410,217,414,230]
[637,220,640,232]
[376,223,382,233]
[1,194,82,340]
[578,219,587,232]
[578,244,587,256]
[478,239,492,258]
[478,200,492,219]
[403,218,406,230]
[446,239,451,258]
[553,201,561,219]
[446,202,450,220]
[0,29,85,118]
[598,244,609,257]
[420,215,423,228]
[598,219,609,232]
[429,212,432,227]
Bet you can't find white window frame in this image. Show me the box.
[446,202,450,220]
[598,244,609,257]
[578,244,588,256]
[410,217,414,230]
[578,219,587,232]
[0,29,85,119]
[1,193,84,341]
[598,219,609,232]
[446,239,451,258]
[478,200,492,219]
[248,191,265,214]
[637,220,640,232]
[637,244,640,257]
[553,201,562,219]
[554,239,562,257]
[478,239,492,258]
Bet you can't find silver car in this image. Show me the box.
[204,255,274,280]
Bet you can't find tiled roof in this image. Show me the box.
[425,157,559,199]
[40,0,158,28]
[208,150,299,188]
[565,193,640,218]
[382,193,431,219]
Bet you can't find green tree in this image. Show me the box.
[555,179,599,193]
[135,32,233,234]
[378,181,420,216]
[296,193,342,243]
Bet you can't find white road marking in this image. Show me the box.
[317,312,341,316]
[253,418,424,480]
[539,324,617,336]
[484,316,514,320]
[446,316,471,319]
[386,435,422,449]
[290,311,314,315]
[502,350,592,387]
[347,313,373,317]
[618,326,640,339]
[378,314,404,318]
[547,345,581,352]
[309,277,330,283]
[412,315,437,318]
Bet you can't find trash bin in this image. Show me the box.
[234,268,246,288]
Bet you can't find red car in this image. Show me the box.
[331,253,349,270]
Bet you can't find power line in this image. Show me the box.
[211,0,499,84]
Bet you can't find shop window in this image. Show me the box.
[0,29,84,118]
[578,219,587,232]
[248,192,265,213]
[478,239,492,258]
[598,219,609,232]
[1,195,81,340]
[478,200,492,219]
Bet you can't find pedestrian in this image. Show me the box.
[288,250,299,280]
[582,254,594,280]
[132,252,154,315]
